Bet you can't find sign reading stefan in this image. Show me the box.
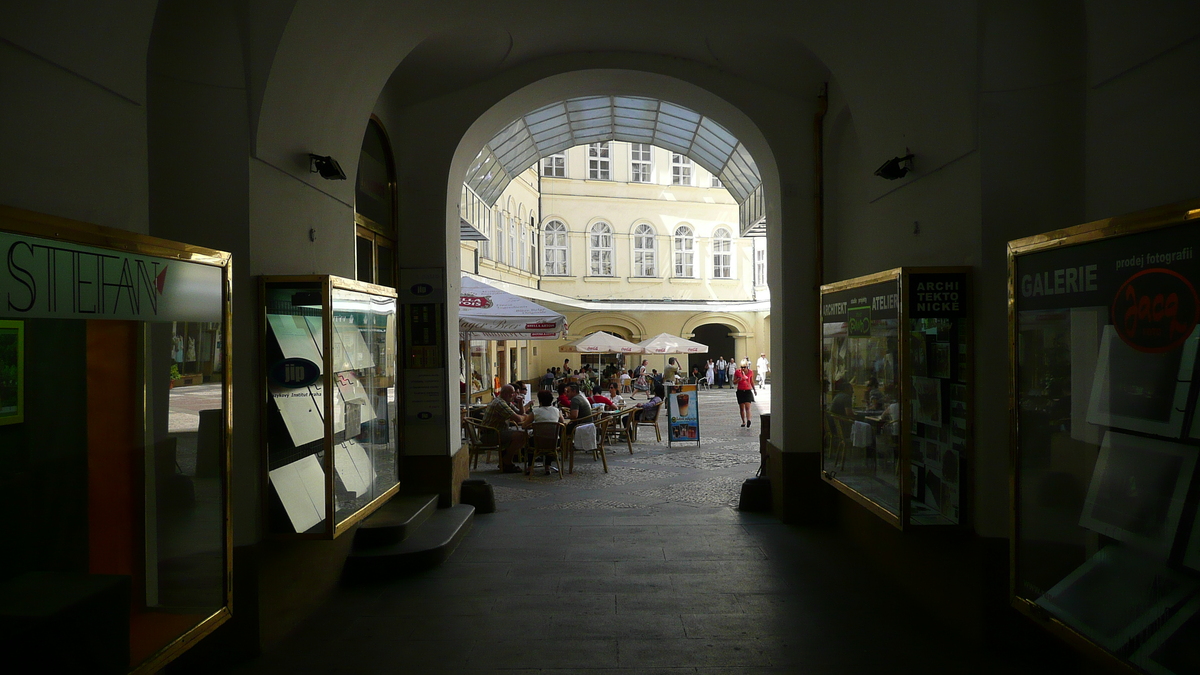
[2,231,222,322]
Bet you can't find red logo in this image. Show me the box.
[460,295,492,309]
[1111,268,1199,353]
[525,322,556,330]
[530,332,557,338]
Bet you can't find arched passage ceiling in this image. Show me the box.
[463,95,762,225]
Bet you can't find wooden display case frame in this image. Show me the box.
[259,274,400,540]
[820,266,973,530]
[1007,197,1200,674]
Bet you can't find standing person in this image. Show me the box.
[726,357,737,388]
[705,359,715,387]
[734,361,758,427]
[715,356,727,388]
[480,384,532,473]
[756,353,770,387]
[664,357,679,384]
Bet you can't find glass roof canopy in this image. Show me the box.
[464,96,765,234]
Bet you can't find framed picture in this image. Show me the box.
[931,342,951,379]
[1079,431,1197,555]
[909,331,928,377]
[1087,325,1197,438]
[1036,545,1196,653]
[911,376,942,427]
[1131,595,1200,675]
[0,320,23,426]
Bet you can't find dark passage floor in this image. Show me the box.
[222,387,1059,674]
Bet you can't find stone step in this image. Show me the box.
[344,504,475,581]
[352,494,439,549]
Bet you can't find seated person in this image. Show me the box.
[564,384,593,428]
[604,381,625,408]
[557,382,572,407]
[588,391,615,410]
[829,379,855,417]
[480,384,532,473]
[531,389,565,424]
[618,369,632,390]
[627,382,665,428]
[863,376,884,411]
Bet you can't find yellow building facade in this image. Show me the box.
[460,141,770,386]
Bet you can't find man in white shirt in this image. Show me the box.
[756,353,770,387]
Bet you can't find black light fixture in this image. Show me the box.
[309,154,347,180]
[874,151,914,180]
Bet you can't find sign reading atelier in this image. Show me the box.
[909,273,968,318]
[822,280,899,323]
[2,231,222,322]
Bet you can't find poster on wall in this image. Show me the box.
[667,383,699,446]
[0,320,22,426]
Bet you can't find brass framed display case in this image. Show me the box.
[0,205,233,673]
[260,275,399,539]
[1009,199,1200,675]
[820,267,972,529]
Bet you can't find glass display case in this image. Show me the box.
[820,267,971,529]
[1009,199,1200,674]
[261,275,399,538]
[0,205,232,672]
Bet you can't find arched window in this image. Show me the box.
[543,220,568,275]
[528,214,537,272]
[355,117,396,287]
[508,216,517,267]
[589,222,614,276]
[713,227,732,278]
[632,223,656,277]
[494,210,505,262]
[674,225,695,278]
[518,205,527,271]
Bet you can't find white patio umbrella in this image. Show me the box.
[459,276,565,340]
[636,332,709,355]
[558,331,644,354]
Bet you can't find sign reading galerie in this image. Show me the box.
[2,231,223,322]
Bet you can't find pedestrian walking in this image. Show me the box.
[756,353,770,387]
[705,359,715,387]
[734,361,757,427]
[715,356,727,388]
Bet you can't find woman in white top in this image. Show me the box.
[705,359,715,386]
[531,390,565,424]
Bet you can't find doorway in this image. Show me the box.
[689,324,736,374]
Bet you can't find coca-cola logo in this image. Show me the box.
[460,294,492,309]
[1111,268,1199,353]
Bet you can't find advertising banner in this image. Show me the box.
[667,383,699,446]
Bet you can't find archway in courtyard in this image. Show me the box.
[688,324,736,376]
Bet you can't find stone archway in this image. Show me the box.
[688,324,737,377]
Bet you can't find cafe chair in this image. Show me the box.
[824,413,852,471]
[528,422,565,480]
[566,412,607,474]
[632,402,663,443]
[606,408,636,454]
[463,418,500,470]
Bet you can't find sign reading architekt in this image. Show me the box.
[2,231,223,322]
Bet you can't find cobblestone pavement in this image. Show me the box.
[470,384,771,513]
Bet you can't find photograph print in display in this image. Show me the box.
[1078,431,1197,556]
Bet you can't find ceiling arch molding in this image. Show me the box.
[681,311,752,337]
[567,312,648,341]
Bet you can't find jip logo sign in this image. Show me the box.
[1111,268,1199,353]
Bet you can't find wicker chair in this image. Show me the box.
[527,421,565,479]
[463,418,500,469]
[632,402,663,442]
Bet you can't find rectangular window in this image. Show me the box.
[755,246,766,286]
[711,174,723,188]
[588,142,611,180]
[630,143,652,183]
[541,153,565,177]
[671,153,692,186]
